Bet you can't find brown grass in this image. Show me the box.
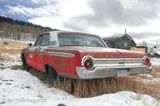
[0,40,27,49]
[0,40,27,54]
[0,40,27,62]
[11,65,23,70]
[0,49,22,54]
[57,103,66,106]
[152,66,160,77]
[27,67,160,100]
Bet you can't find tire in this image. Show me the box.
[22,55,30,71]
[48,66,60,81]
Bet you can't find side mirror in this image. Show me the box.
[27,43,33,47]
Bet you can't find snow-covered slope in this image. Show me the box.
[0,59,160,106]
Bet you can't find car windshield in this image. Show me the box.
[58,33,106,47]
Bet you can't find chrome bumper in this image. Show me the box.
[76,65,152,79]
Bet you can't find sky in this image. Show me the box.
[0,0,160,44]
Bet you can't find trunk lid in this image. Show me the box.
[68,47,145,58]
[48,46,145,58]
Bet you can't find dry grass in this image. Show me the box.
[0,40,26,49]
[0,40,26,62]
[0,49,22,54]
[57,103,66,106]
[152,66,160,77]
[0,53,19,62]
[0,40,27,54]
[11,65,23,70]
[27,68,160,100]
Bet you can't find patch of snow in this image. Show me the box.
[64,91,159,106]
[0,59,21,69]
[151,58,160,66]
[133,74,160,86]
[0,53,20,60]
[0,54,21,69]
[0,38,34,44]
[0,60,159,106]
[0,68,73,106]
[0,47,21,50]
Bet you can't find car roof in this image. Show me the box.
[37,30,108,47]
[46,30,100,37]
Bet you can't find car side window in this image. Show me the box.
[34,35,43,46]
[49,41,57,45]
[34,33,50,46]
[40,34,50,46]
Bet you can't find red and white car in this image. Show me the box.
[21,31,152,80]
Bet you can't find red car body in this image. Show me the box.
[21,31,152,79]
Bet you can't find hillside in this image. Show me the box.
[0,16,58,41]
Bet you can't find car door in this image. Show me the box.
[26,46,37,67]
[35,33,50,71]
[26,35,43,68]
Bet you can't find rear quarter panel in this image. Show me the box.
[43,48,84,77]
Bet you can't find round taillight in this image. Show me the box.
[83,57,94,70]
[143,57,151,67]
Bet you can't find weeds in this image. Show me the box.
[152,66,160,77]
[26,67,160,100]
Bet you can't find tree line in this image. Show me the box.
[0,16,58,41]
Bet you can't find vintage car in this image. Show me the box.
[21,31,152,80]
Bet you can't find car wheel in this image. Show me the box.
[48,66,60,81]
[22,55,30,71]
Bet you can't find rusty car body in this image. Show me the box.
[21,31,152,80]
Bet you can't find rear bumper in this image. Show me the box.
[76,65,152,79]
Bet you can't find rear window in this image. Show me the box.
[58,33,106,47]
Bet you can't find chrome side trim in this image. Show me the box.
[39,51,75,57]
[81,56,144,68]
[28,47,37,52]
[93,58,143,61]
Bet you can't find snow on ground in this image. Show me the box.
[0,57,160,106]
[0,67,159,106]
[0,38,34,44]
[151,58,160,66]
[0,53,20,61]
[0,53,21,70]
